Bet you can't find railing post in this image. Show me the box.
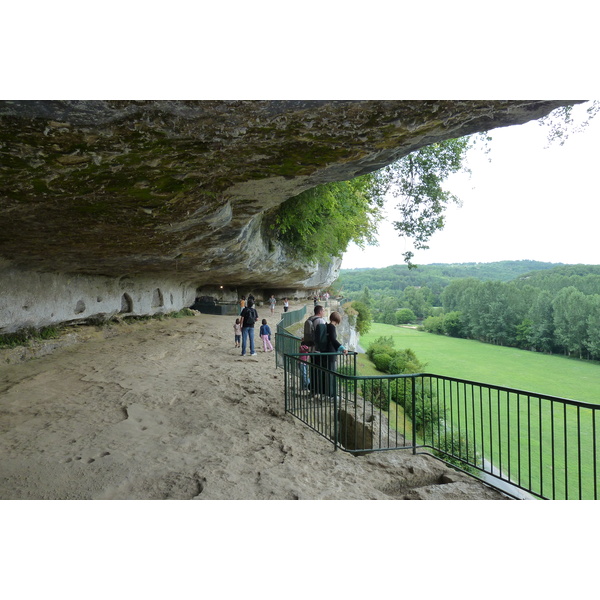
[333,387,338,451]
[283,353,288,413]
[412,376,417,455]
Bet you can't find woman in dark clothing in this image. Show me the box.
[325,311,347,398]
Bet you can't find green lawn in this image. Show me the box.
[358,324,600,499]
[360,324,600,405]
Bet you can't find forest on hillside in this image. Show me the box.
[334,262,600,361]
[336,260,559,303]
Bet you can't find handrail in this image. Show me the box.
[275,304,308,369]
[281,353,600,500]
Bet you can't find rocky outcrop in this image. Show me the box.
[0,100,579,331]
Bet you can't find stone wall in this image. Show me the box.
[0,268,197,332]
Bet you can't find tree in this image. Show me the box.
[539,101,600,146]
[380,310,398,325]
[403,286,433,319]
[396,308,417,324]
[270,175,381,263]
[422,315,445,334]
[274,105,597,269]
[584,295,600,360]
[443,311,466,338]
[553,287,590,357]
[441,278,480,312]
[515,318,533,349]
[272,136,480,267]
[527,290,555,353]
[359,286,373,307]
[370,136,476,264]
[350,300,372,335]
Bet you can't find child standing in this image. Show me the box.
[299,338,311,390]
[259,319,274,352]
[233,318,242,348]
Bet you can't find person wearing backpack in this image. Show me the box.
[240,299,258,356]
[303,304,326,351]
[304,305,327,395]
[324,311,347,398]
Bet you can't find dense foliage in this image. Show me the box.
[366,336,427,374]
[362,336,474,472]
[348,300,372,335]
[341,262,600,361]
[268,175,382,264]
[369,137,476,264]
[338,260,558,294]
[364,337,441,430]
[337,260,559,324]
[270,136,476,265]
[422,265,600,359]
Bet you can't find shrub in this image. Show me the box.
[366,336,395,362]
[423,315,445,334]
[388,348,425,375]
[362,379,391,411]
[171,308,196,318]
[395,308,417,324]
[0,326,61,349]
[389,380,444,433]
[372,352,392,372]
[426,426,480,475]
[443,311,465,337]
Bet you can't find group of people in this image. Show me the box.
[268,295,289,314]
[300,304,347,399]
[241,294,289,316]
[235,294,287,356]
[235,298,273,356]
[233,300,349,399]
[312,291,331,306]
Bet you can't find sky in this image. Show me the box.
[342,102,600,270]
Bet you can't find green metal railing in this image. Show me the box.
[275,305,309,369]
[281,355,600,500]
[274,301,339,367]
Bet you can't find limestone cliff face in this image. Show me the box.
[0,100,577,331]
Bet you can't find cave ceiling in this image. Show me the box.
[0,100,579,288]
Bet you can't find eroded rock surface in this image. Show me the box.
[0,100,577,331]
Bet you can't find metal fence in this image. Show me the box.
[281,355,600,500]
[275,305,309,369]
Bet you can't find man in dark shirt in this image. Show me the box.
[240,299,258,356]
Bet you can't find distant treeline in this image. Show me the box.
[338,260,560,304]
[336,262,600,361]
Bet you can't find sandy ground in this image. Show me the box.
[0,303,508,500]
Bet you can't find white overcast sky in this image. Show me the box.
[342,101,600,269]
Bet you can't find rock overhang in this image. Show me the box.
[0,99,580,289]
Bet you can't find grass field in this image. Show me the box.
[358,324,600,499]
[360,323,600,405]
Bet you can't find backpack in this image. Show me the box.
[314,322,328,352]
[304,315,327,349]
[243,307,257,327]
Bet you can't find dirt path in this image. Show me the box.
[0,305,507,500]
